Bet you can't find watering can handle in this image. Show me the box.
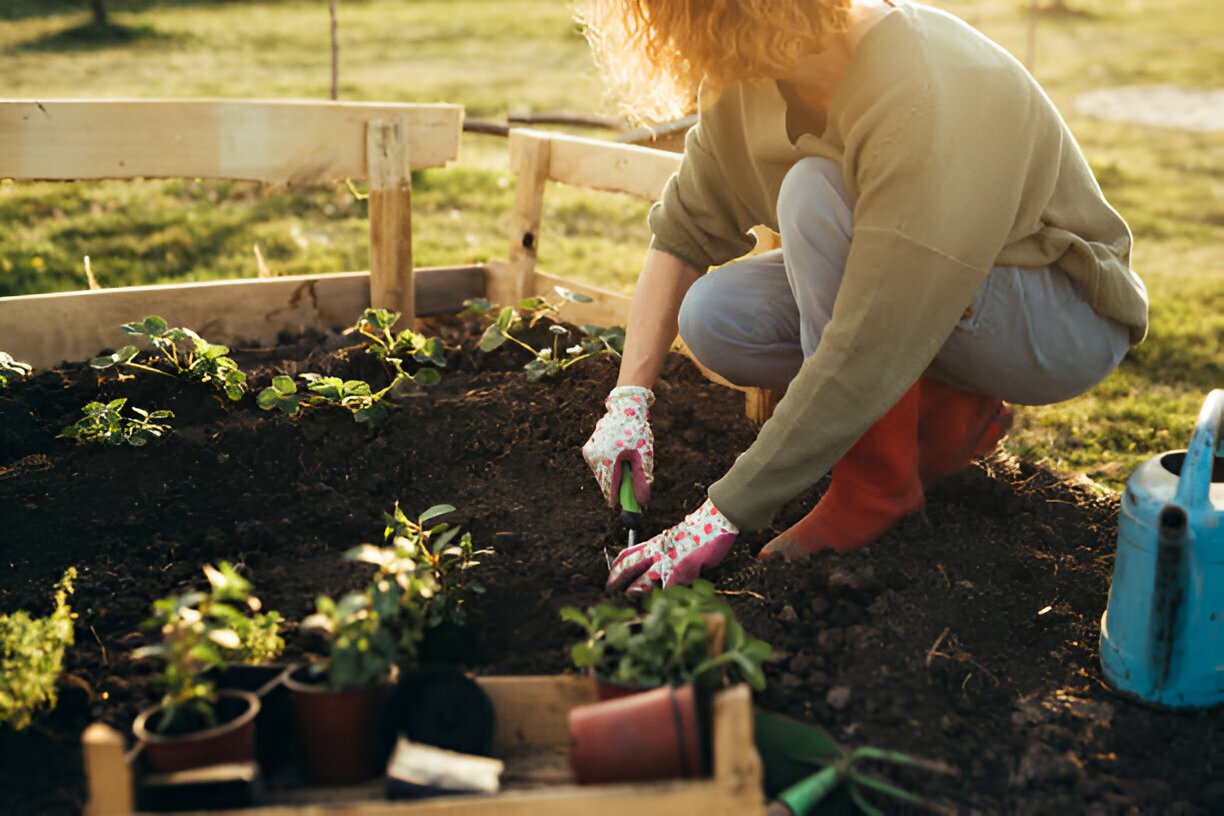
[1172,389,1224,511]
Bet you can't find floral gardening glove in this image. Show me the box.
[606,498,739,595]
[582,385,654,507]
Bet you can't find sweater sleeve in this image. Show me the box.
[647,94,759,271]
[709,59,1046,531]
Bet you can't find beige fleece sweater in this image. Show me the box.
[647,3,1149,531]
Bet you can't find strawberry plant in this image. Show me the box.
[257,371,432,427]
[58,398,174,447]
[376,502,491,628]
[463,287,625,382]
[0,569,76,732]
[90,315,248,401]
[0,352,32,389]
[132,563,282,734]
[561,579,771,691]
[346,308,447,370]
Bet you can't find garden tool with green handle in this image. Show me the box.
[606,470,641,569]
[754,710,957,816]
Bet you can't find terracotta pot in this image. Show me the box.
[133,690,260,773]
[569,682,703,785]
[283,664,396,784]
[593,674,658,701]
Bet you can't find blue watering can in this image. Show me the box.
[1100,389,1224,708]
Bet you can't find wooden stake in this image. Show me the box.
[83,256,100,290]
[82,723,134,815]
[506,131,553,302]
[330,0,340,101]
[366,119,414,324]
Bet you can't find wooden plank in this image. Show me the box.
[0,266,485,370]
[477,675,596,752]
[745,389,780,424]
[505,131,553,302]
[712,685,763,795]
[0,100,462,183]
[82,723,135,815]
[366,120,414,321]
[542,131,681,201]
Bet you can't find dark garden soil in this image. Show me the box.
[1,317,1221,815]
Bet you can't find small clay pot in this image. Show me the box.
[283,664,396,784]
[133,690,260,773]
[569,682,703,785]
[593,674,659,701]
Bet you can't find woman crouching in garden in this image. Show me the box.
[578,0,1149,594]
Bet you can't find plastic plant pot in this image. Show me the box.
[132,690,260,774]
[283,664,396,785]
[569,682,703,785]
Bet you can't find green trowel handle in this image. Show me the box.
[619,468,641,528]
[777,766,841,816]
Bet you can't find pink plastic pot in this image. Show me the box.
[569,682,703,785]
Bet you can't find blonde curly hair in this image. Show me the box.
[576,0,853,124]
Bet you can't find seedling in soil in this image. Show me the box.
[90,315,248,401]
[0,351,32,389]
[463,287,625,382]
[376,502,492,629]
[755,710,958,816]
[257,370,437,427]
[561,579,771,691]
[132,563,283,734]
[0,568,76,732]
[346,308,447,370]
[58,398,174,447]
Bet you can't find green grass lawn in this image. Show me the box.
[1,0,1221,487]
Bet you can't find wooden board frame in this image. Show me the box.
[82,677,764,816]
[486,129,779,423]
[0,99,462,330]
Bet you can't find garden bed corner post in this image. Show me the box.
[507,130,554,302]
[367,118,415,326]
[82,723,134,815]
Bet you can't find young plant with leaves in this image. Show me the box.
[346,308,447,373]
[58,398,174,447]
[133,563,283,734]
[90,315,247,401]
[462,287,625,382]
[561,579,771,691]
[377,502,491,628]
[300,590,400,692]
[0,352,32,389]
[256,370,431,427]
[0,569,76,732]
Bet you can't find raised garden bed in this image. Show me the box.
[1,100,1222,815]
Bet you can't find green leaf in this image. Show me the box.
[571,642,601,668]
[412,367,442,387]
[419,505,456,526]
[271,375,296,394]
[143,315,169,335]
[553,286,594,303]
[459,297,494,317]
[478,322,507,352]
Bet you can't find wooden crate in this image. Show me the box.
[82,677,764,815]
[0,101,777,422]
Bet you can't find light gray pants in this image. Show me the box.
[678,158,1131,405]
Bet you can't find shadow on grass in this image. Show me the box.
[9,21,186,53]
[0,0,297,22]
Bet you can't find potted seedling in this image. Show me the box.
[131,563,283,773]
[0,569,76,732]
[561,580,772,785]
[561,578,771,698]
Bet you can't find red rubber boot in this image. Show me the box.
[759,381,925,560]
[917,377,1013,489]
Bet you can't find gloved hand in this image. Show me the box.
[606,498,739,594]
[582,385,654,507]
